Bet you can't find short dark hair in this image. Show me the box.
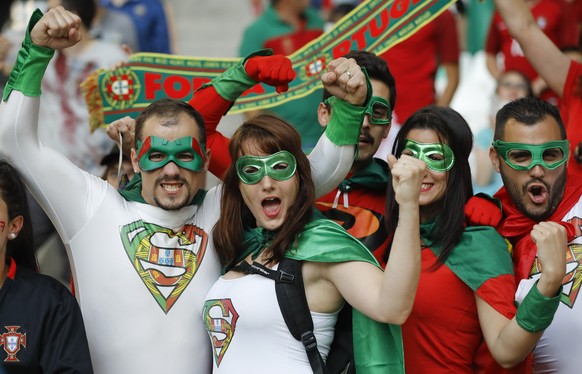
[494,96,566,141]
[134,98,206,147]
[322,50,397,111]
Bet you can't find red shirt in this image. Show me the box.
[381,10,459,124]
[486,0,578,103]
[561,60,582,176]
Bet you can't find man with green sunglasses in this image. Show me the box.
[475,96,582,373]
[316,50,396,265]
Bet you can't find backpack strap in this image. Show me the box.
[232,259,327,374]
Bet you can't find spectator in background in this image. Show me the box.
[100,146,135,189]
[485,0,580,106]
[90,0,139,52]
[239,0,325,152]
[44,0,126,176]
[490,0,582,177]
[473,70,533,196]
[378,8,460,160]
[99,0,174,53]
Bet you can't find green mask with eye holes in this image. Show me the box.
[492,140,569,171]
[325,96,392,126]
[236,151,297,185]
[136,136,206,172]
[403,139,455,172]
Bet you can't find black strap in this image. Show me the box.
[232,259,327,374]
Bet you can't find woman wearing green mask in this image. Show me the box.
[203,112,426,374]
[384,105,565,373]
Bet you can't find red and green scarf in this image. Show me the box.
[494,175,582,284]
[81,0,457,131]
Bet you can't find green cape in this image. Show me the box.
[239,215,405,374]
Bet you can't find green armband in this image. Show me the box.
[516,280,562,333]
[325,68,373,146]
[199,48,273,102]
[3,9,55,102]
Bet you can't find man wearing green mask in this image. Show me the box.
[485,96,582,372]
[315,50,396,265]
[0,7,370,373]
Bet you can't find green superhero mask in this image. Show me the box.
[492,139,569,171]
[325,96,392,126]
[136,136,206,172]
[236,151,297,185]
[402,139,455,172]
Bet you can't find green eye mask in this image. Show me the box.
[402,139,455,172]
[136,136,206,172]
[492,139,569,171]
[236,151,297,185]
[325,95,392,126]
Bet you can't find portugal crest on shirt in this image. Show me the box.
[121,220,208,313]
[0,326,26,362]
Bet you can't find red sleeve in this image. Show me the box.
[187,86,232,179]
[557,0,580,50]
[484,13,501,55]
[435,10,460,64]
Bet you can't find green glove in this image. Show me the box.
[3,9,54,101]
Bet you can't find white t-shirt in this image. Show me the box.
[514,195,582,374]
[204,270,338,373]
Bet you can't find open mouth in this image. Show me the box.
[527,183,548,204]
[161,183,183,193]
[421,183,433,192]
[262,197,281,218]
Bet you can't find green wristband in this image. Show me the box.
[516,280,562,333]
[324,68,373,146]
[199,48,273,102]
[3,9,55,102]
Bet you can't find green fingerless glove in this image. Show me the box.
[3,9,55,101]
[199,49,273,102]
[325,68,373,146]
[516,280,562,333]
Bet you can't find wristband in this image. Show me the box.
[324,68,372,146]
[3,9,54,101]
[516,280,562,333]
[199,49,273,102]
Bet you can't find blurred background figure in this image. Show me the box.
[378,7,461,160]
[99,0,175,53]
[90,0,139,52]
[239,0,325,152]
[100,146,135,189]
[485,0,580,106]
[472,70,533,196]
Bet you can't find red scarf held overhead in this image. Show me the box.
[494,175,582,285]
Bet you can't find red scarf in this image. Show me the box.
[494,175,582,285]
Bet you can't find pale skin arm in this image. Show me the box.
[436,62,459,107]
[493,0,570,96]
[305,155,424,324]
[476,221,566,368]
[485,52,500,80]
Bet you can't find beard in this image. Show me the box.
[499,168,567,221]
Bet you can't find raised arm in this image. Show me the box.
[477,221,565,367]
[0,7,102,238]
[493,0,571,96]
[323,154,424,323]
